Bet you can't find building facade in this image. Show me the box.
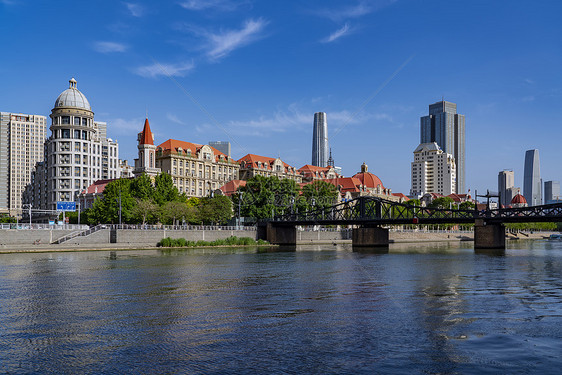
[410,142,456,197]
[498,170,515,207]
[238,154,302,183]
[523,149,541,206]
[24,78,120,211]
[133,118,160,178]
[420,101,465,193]
[156,139,240,197]
[312,112,329,167]
[544,180,560,204]
[0,112,47,216]
[298,164,340,182]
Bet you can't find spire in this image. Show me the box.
[327,148,334,167]
[139,118,154,145]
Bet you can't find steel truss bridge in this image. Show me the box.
[272,196,562,226]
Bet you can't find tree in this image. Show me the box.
[159,201,190,225]
[131,198,158,225]
[459,201,475,210]
[153,172,179,206]
[298,180,338,213]
[130,173,154,201]
[238,176,300,219]
[98,178,135,223]
[429,197,455,209]
[197,195,233,224]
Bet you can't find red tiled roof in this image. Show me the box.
[157,139,229,162]
[392,193,410,201]
[353,171,385,189]
[139,118,154,145]
[298,164,331,173]
[237,154,294,171]
[219,180,246,196]
[81,179,114,195]
[325,177,363,193]
[511,194,527,204]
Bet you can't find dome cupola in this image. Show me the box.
[54,78,91,111]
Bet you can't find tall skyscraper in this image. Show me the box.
[498,170,515,207]
[523,149,541,206]
[312,112,329,167]
[420,101,465,193]
[24,78,120,211]
[544,180,560,204]
[0,112,47,216]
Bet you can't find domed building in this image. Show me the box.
[352,162,392,196]
[511,193,528,208]
[24,78,119,211]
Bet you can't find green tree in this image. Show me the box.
[298,180,338,213]
[238,176,300,219]
[153,172,179,205]
[159,200,190,225]
[130,173,154,200]
[459,201,475,210]
[429,197,455,209]
[131,198,158,225]
[197,195,233,224]
[99,178,136,223]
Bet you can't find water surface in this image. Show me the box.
[1,241,561,374]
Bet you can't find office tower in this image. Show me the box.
[420,101,465,193]
[209,141,231,157]
[0,112,47,216]
[498,170,515,207]
[312,112,329,167]
[523,149,541,206]
[24,78,119,211]
[410,142,456,197]
[544,180,560,204]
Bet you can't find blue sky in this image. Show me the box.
[1,0,562,196]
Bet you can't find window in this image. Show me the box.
[74,117,80,125]
[75,167,80,176]
[82,118,88,126]
[62,116,70,124]
[62,129,70,138]
[74,130,80,139]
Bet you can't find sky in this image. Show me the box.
[1,0,562,196]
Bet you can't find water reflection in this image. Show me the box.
[0,243,561,373]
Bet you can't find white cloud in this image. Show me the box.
[109,118,144,134]
[179,0,248,11]
[316,0,397,22]
[93,41,128,53]
[124,2,145,17]
[167,113,186,125]
[321,23,351,43]
[204,18,268,60]
[134,61,195,78]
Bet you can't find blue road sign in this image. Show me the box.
[57,201,76,212]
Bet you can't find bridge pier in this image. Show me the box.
[266,223,297,246]
[474,220,505,250]
[352,226,389,248]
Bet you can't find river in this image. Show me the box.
[1,240,561,374]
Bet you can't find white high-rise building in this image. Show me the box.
[24,78,119,211]
[0,112,47,216]
[410,142,456,197]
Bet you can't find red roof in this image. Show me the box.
[237,154,295,172]
[219,180,246,196]
[157,139,229,162]
[352,171,385,189]
[325,177,363,193]
[81,179,114,195]
[139,118,154,145]
[511,194,527,204]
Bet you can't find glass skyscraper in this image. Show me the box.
[420,101,465,194]
[523,149,541,206]
[312,112,329,167]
